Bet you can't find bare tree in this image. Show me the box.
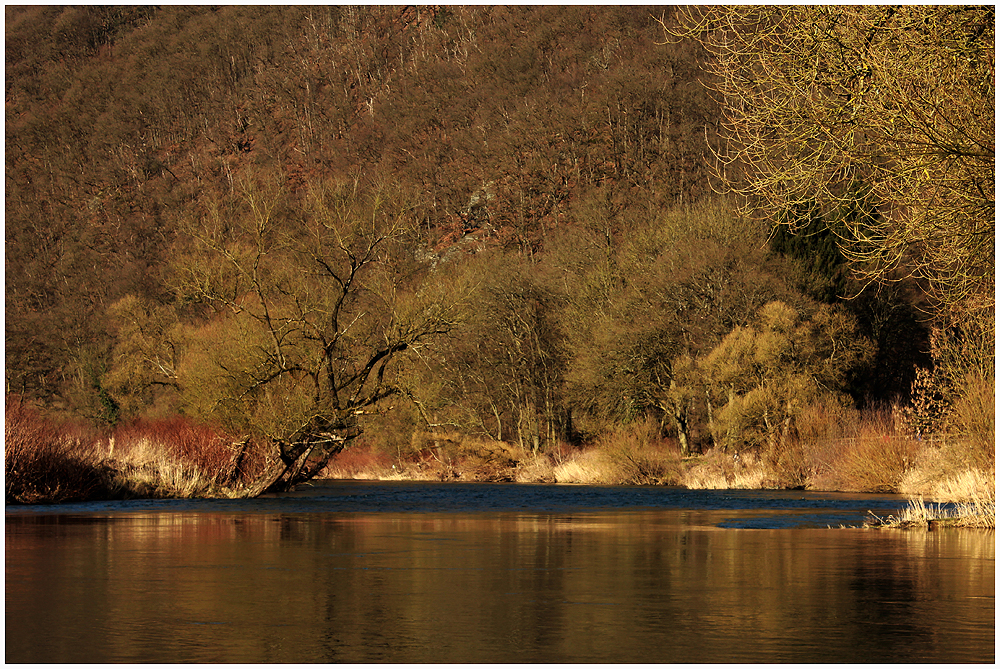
[171,170,462,494]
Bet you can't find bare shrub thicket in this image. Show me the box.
[551,449,608,484]
[112,416,262,486]
[889,365,994,503]
[942,371,995,472]
[324,430,538,482]
[831,435,918,493]
[683,449,787,490]
[432,425,687,486]
[796,406,918,493]
[5,397,259,502]
[103,416,264,497]
[5,396,108,503]
[321,444,397,480]
[593,419,683,486]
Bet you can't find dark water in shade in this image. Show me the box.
[5,481,995,663]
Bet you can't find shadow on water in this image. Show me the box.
[6,481,993,663]
[5,479,921,528]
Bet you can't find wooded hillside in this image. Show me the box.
[6,6,990,492]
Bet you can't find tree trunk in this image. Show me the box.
[668,381,691,457]
[705,388,716,450]
[723,386,735,452]
[239,437,345,497]
[674,412,690,457]
[241,456,289,498]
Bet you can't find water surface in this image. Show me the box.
[5,481,994,662]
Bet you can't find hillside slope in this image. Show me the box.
[7,5,719,405]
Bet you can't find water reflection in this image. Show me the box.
[5,489,994,663]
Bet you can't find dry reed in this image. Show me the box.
[682,449,784,489]
[868,490,995,530]
[553,449,609,484]
[5,397,256,503]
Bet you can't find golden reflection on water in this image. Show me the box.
[5,509,994,663]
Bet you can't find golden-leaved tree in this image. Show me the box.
[698,301,872,454]
[667,6,994,395]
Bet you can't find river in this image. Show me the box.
[5,480,994,663]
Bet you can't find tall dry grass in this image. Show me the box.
[797,405,918,493]
[553,448,612,484]
[870,484,995,530]
[111,416,262,490]
[5,396,108,503]
[5,397,258,503]
[683,450,761,489]
[554,420,682,485]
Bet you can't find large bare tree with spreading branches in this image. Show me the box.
[168,170,463,494]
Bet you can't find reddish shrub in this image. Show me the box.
[326,444,393,477]
[111,416,263,486]
[5,395,108,503]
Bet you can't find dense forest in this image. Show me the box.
[5,6,993,504]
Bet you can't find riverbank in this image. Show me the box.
[6,398,993,529]
[320,437,995,529]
